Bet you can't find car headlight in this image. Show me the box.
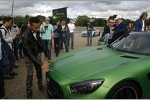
[70,79,104,94]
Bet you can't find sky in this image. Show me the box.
[0,0,150,20]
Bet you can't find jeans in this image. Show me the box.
[54,38,59,54]
[68,32,74,48]
[13,38,19,60]
[25,55,42,96]
[42,40,51,60]
[59,37,69,52]
[87,31,92,45]
[18,43,24,58]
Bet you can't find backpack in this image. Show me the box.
[0,27,8,36]
[0,30,15,66]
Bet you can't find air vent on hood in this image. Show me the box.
[121,55,140,59]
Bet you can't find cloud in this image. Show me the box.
[0,0,150,20]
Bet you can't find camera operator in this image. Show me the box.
[40,17,54,63]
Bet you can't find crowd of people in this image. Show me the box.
[0,16,75,99]
[100,12,149,45]
[0,11,150,99]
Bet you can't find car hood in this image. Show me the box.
[50,46,145,80]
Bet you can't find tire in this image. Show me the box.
[105,81,141,99]
[93,33,95,37]
[98,32,100,36]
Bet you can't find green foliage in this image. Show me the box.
[13,16,25,25]
[124,19,134,26]
[75,15,89,26]
[92,18,106,27]
[75,16,106,27]
[12,14,135,27]
[36,15,45,24]
[146,17,150,25]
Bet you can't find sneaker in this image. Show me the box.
[2,97,8,99]
[27,91,33,99]
[27,95,32,99]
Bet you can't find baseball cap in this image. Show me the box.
[45,17,50,21]
[115,15,123,20]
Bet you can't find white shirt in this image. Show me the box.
[142,20,145,32]
[33,32,37,40]
[68,23,75,33]
[62,25,65,29]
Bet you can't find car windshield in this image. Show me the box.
[112,33,150,56]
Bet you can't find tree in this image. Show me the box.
[13,16,25,25]
[75,15,89,26]
[124,19,134,26]
[24,15,30,24]
[92,18,106,27]
[36,15,45,23]
[146,17,150,25]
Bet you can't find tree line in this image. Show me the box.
[12,14,150,27]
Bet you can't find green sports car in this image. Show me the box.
[46,32,150,99]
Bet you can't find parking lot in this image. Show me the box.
[5,27,103,99]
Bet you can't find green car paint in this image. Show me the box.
[46,32,150,98]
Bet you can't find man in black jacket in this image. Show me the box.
[101,19,114,44]
[57,19,70,53]
[22,17,49,99]
[112,16,128,43]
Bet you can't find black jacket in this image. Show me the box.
[57,25,69,38]
[102,25,110,37]
[87,24,94,31]
[112,22,128,42]
[22,27,43,67]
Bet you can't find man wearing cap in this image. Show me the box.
[40,17,54,62]
[111,15,128,43]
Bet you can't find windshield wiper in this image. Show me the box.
[107,44,113,48]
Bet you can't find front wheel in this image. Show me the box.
[93,33,95,37]
[105,81,141,99]
[98,32,100,36]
